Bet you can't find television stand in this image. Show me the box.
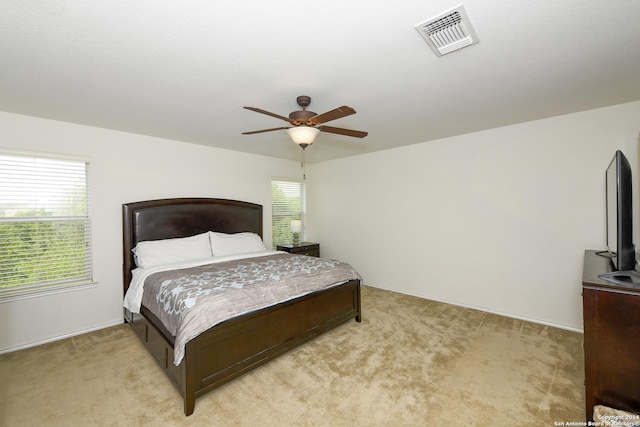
[582,250,640,420]
[598,269,640,286]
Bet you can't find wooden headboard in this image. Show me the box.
[122,198,263,294]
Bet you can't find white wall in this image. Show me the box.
[0,111,301,353]
[309,101,640,331]
[2,101,638,351]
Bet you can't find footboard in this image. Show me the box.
[126,279,361,416]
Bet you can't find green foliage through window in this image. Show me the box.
[0,152,92,294]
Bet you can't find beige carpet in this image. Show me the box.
[0,286,585,426]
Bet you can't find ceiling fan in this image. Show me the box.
[242,95,368,148]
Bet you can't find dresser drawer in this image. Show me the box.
[277,243,320,257]
[296,245,319,257]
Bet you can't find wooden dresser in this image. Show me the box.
[582,250,640,420]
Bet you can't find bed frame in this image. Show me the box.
[122,198,361,416]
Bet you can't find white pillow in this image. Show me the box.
[209,232,266,257]
[133,232,213,268]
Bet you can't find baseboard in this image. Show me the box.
[364,283,584,334]
[0,319,124,355]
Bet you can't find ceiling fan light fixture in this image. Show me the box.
[287,126,320,147]
[243,96,367,148]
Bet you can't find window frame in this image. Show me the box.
[271,178,306,247]
[0,149,94,300]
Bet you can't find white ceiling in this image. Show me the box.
[1,1,640,163]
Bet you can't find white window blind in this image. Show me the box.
[271,179,305,246]
[0,151,92,297]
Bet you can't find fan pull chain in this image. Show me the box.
[300,147,306,180]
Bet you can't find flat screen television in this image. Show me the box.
[605,150,636,271]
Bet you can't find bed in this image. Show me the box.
[122,198,362,416]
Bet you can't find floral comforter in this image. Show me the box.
[141,253,362,365]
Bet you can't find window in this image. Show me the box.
[271,179,305,246]
[0,150,92,297]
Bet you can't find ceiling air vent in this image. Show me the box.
[415,5,479,57]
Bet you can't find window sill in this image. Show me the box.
[0,281,98,304]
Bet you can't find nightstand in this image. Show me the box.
[277,242,320,257]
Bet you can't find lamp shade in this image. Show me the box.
[290,220,302,233]
[286,126,320,146]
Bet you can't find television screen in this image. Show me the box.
[606,156,618,256]
[605,150,635,271]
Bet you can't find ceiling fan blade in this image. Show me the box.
[307,106,356,125]
[318,125,368,138]
[242,126,291,135]
[243,106,295,124]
